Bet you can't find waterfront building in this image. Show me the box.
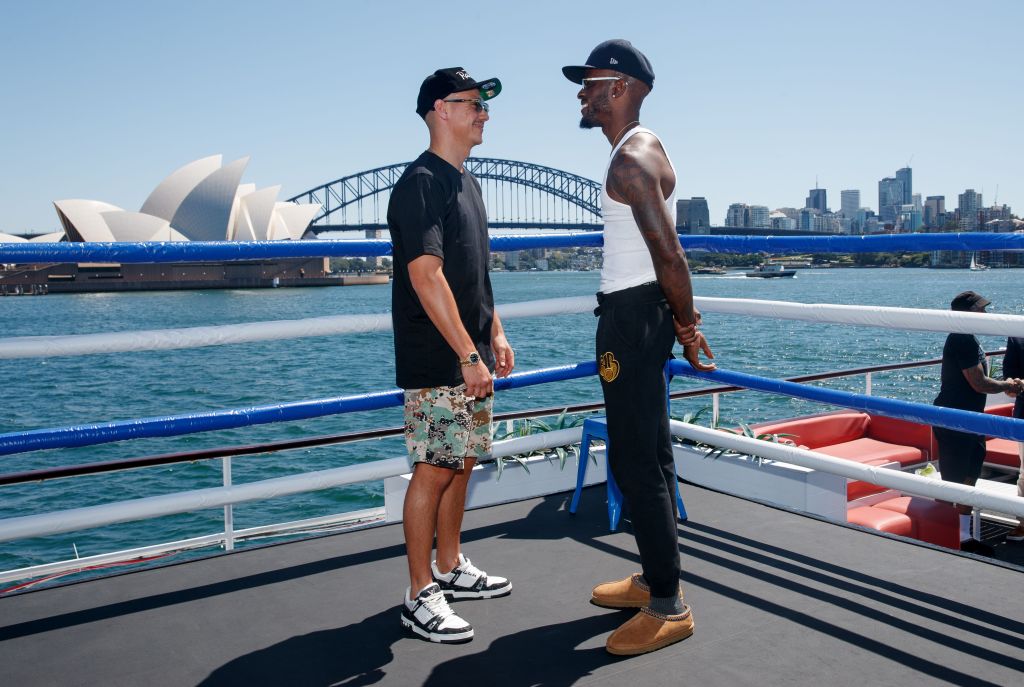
[814,211,841,233]
[748,205,771,229]
[896,167,913,204]
[800,208,819,231]
[957,189,983,231]
[924,196,945,228]
[53,155,320,243]
[878,176,903,225]
[775,207,801,223]
[676,198,690,230]
[806,187,827,212]
[898,204,923,231]
[770,212,797,231]
[840,190,860,219]
[687,197,711,233]
[725,203,749,228]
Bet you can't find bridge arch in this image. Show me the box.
[288,158,601,229]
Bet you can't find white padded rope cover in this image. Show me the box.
[3,296,1024,360]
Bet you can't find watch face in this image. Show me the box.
[469,352,480,364]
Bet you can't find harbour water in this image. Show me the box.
[2,267,1022,573]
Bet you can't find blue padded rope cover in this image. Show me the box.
[3,232,1023,263]
[669,360,1024,441]
[0,362,597,457]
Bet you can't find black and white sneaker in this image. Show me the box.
[401,583,474,644]
[431,553,512,599]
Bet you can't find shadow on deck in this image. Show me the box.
[1,483,1023,686]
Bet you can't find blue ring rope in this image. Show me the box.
[669,360,1024,441]
[2,232,1023,263]
[3,358,1021,456]
[0,362,597,457]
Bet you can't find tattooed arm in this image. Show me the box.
[607,134,715,371]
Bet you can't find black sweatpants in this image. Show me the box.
[595,281,680,598]
[934,425,986,486]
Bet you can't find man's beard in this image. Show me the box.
[578,93,609,129]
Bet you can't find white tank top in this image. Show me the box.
[600,126,677,293]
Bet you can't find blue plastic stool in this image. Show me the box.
[569,416,687,531]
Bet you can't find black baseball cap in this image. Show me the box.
[951,290,991,311]
[416,67,502,119]
[562,39,655,90]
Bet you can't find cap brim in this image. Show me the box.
[976,297,992,309]
[562,65,594,84]
[458,77,501,100]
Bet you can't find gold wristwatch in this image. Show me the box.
[460,352,481,367]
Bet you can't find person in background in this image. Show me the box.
[932,291,1022,552]
[1000,335,1024,541]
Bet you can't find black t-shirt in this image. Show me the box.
[1001,336,1024,418]
[934,333,987,412]
[387,151,494,389]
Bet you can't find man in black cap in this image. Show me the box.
[563,39,715,656]
[933,290,1022,551]
[389,67,513,644]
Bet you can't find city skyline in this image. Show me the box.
[1,1,1021,234]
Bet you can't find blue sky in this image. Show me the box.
[2,0,1021,233]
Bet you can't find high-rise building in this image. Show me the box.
[687,197,710,233]
[806,187,827,212]
[725,203,749,228]
[840,190,860,219]
[770,212,797,231]
[748,205,770,229]
[799,208,819,231]
[676,198,691,230]
[878,177,903,225]
[924,196,945,228]
[896,167,913,204]
[899,204,922,231]
[957,189,983,231]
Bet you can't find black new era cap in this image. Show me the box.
[416,67,502,118]
[951,291,991,312]
[562,39,655,89]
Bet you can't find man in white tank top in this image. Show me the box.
[563,39,715,657]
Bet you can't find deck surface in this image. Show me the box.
[2,483,1023,687]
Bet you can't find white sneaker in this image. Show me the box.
[432,553,512,599]
[400,583,474,643]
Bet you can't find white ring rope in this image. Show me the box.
[3,295,1024,360]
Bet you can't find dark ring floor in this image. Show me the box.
[2,483,1022,686]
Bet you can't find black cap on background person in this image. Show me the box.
[951,291,991,312]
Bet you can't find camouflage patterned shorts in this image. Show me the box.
[404,386,493,470]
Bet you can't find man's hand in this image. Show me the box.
[463,360,493,399]
[683,331,716,372]
[492,333,515,378]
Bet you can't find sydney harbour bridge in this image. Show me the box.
[288,158,603,233]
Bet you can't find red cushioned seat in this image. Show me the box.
[756,412,870,450]
[847,505,913,537]
[816,437,924,467]
[844,457,894,501]
[985,438,1021,468]
[985,403,1014,418]
[874,496,960,549]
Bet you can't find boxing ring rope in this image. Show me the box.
[3,297,1024,360]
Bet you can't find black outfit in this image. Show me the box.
[387,151,494,389]
[933,333,988,485]
[595,282,679,598]
[1001,337,1024,420]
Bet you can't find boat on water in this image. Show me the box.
[970,252,990,271]
[693,265,727,275]
[746,263,796,278]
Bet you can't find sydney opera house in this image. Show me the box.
[0,156,381,293]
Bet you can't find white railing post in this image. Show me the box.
[712,393,720,427]
[223,456,235,551]
[865,371,872,396]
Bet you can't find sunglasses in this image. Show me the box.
[443,98,489,113]
[580,76,622,89]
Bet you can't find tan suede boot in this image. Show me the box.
[606,606,694,656]
[591,573,683,609]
